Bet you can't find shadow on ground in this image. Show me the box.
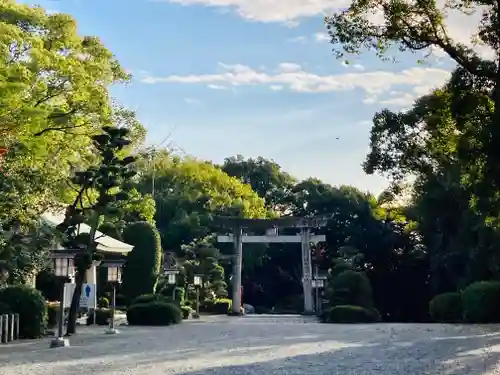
[2,316,500,374]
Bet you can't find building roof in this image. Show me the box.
[40,210,133,254]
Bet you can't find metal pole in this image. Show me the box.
[0,315,3,343]
[58,282,65,339]
[231,226,243,314]
[172,285,176,302]
[196,287,200,315]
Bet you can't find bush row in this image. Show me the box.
[321,305,381,323]
[0,285,47,339]
[430,281,500,323]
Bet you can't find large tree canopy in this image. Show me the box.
[326,0,500,213]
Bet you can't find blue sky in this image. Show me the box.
[25,0,457,195]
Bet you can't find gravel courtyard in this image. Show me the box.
[1,315,500,375]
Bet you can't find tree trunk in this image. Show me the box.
[66,269,84,335]
[66,212,100,335]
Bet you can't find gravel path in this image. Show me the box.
[1,315,500,375]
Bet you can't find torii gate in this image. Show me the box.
[215,216,327,315]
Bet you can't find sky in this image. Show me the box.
[20,0,478,195]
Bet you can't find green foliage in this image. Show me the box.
[56,126,138,335]
[86,308,112,326]
[323,305,381,323]
[136,153,268,251]
[221,154,296,212]
[429,293,462,323]
[98,297,110,309]
[213,298,232,314]
[126,301,182,326]
[0,285,47,338]
[121,222,163,301]
[181,305,193,319]
[131,293,163,305]
[327,270,374,309]
[462,281,500,323]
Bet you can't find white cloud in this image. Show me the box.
[270,85,284,90]
[161,0,494,59]
[287,36,308,43]
[314,32,329,42]
[140,63,450,104]
[277,62,302,72]
[165,0,344,23]
[207,84,227,90]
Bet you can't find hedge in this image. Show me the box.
[0,285,47,338]
[429,292,462,323]
[323,305,381,323]
[127,301,182,326]
[462,281,500,323]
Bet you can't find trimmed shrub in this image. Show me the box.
[323,305,381,323]
[0,285,47,338]
[132,293,168,305]
[98,297,110,308]
[122,222,162,301]
[328,270,374,309]
[462,281,500,323]
[87,308,113,325]
[200,299,214,313]
[181,305,193,319]
[159,286,184,304]
[213,298,232,314]
[127,301,182,326]
[429,292,462,323]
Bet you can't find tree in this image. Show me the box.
[221,155,296,212]
[136,153,268,252]
[57,126,137,334]
[325,0,499,212]
[121,221,162,301]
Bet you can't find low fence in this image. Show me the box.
[0,313,20,343]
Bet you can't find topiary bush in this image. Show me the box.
[213,298,232,314]
[86,308,112,325]
[132,293,169,305]
[127,301,182,326]
[327,270,374,309]
[121,222,162,302]
[429,292,462,323]
[0,285,47,338]
[462,281,500,323]
[98,296,110,308]
[181,305,193,319]
[200,299,214,313]
[323,305,381,323]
